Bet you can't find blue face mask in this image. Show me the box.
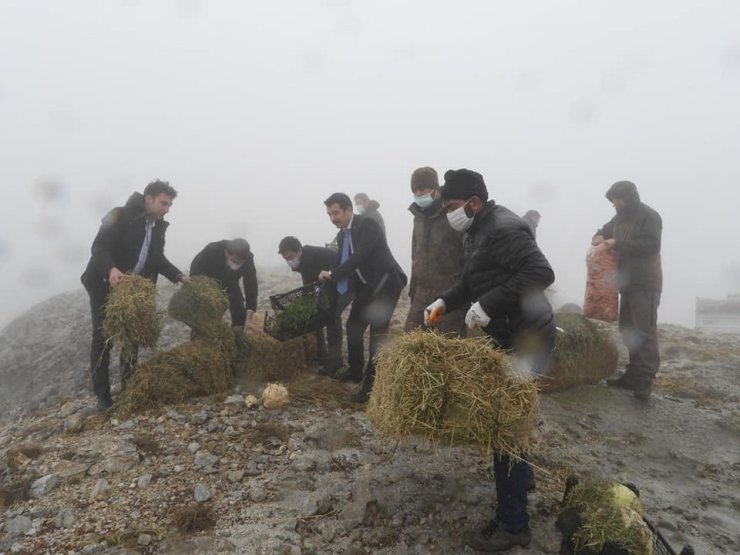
[414,193,435,209]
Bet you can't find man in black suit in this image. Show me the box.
[319,193,407,403]
[278,236,344,376]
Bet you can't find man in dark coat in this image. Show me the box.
[593,180,662,400]
[521,209,541,240]
[319,193,407,403]
[405,166,466,335]
[425,169,555,552]
[190,238,261,334]
[353,193,386,236]
[278,236,344,376]
[81,180,187,411]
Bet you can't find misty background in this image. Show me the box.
[1,0,739,329]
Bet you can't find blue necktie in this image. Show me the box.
[337,228,351,294]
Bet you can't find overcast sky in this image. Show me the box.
[1,0,739,328]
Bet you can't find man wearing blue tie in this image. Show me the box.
[319,193,407,403]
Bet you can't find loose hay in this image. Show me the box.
[263,383,289,409]
[172,503,216,534]
[234,333,307,381]
[102,275,160,361]
[561,480,652,555]
[285,373,356,409]
[118,340,232,414]
[168,276,229,339]
[367,330,540,457]
[544,313,619,392]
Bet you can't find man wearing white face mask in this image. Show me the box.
[404,167,466,334]
[190,238,261,334]
[278,236,345,376]
[424,169,556,553]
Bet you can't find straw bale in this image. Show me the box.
[233,334,307,381]
[102,275,160,362]
[543,313,619,392]
[168,277,228,339]
[118,340,232,414]
[367,330,540,456]
[263,383,289,409]
[561,480,652,555]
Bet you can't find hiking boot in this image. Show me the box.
[633,380,653,401]
[606,372,638,390]
[337,367,363,384]
[96,394,113,412]
[465,520,532,552]
[351,379,373,403]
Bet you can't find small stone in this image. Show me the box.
[188,441,201,454]
[30,474,60,498]
[194,451,219,471]
[103,452,140,474]
[64,414,85,433]
[60,401,78,417]
[191,411,209,425]
[174,464,184,473]
[194,483,212,502]
[5,515,33,536]
[90,478,109,500]
[137,533,152,546]
[55,508,76,529]
[206,421,219,433]
[137,474,153,488]
[224,394,244,405]
[226,470,244,483]
[53,459,89,478]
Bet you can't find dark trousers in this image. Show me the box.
[317,291,353,369]
[87,284,137,399]
[346,273,403,381]
[226,283,247,327]
[619,290,660,383]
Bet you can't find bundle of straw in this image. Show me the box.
[102,274,160,362]
[168,276,229,339]
[560,480,652,555]
[367,330,540,456]
[543,313,619,392]
[118,340,232,414]
[233,334,307,381]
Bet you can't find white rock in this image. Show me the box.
[5,515,32,536]
[30,474,60,498]
[137,474,153,488]
[90,478,109,500]
[194,483,212,502]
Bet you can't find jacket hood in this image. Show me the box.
[606,181,640,205]
[125,192,147,212]
[366,200,380,212]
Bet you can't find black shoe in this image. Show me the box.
[606,372,638,390]
[96,394,113,412]
[465,521,531,552]
[318,364,341,377]
[527,470,536,493]
[351,382,373,403]
[337,368,363,384]
[633,381,653,401]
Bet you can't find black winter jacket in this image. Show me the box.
[440,201,554,346]
[81,192,182,290]
[595,181,662,293]
[190,240,258,312]
[292,245,339,286]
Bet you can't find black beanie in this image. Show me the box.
[410,167,439,192]
[439,169,489,202]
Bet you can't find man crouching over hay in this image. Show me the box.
[425,169,556,552]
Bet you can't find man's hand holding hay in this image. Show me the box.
[244,310,264,335]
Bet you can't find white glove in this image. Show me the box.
[424,298,446,326]
[465,301,491,329]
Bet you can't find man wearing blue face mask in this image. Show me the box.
[424,169,556,553]
[190,238,261,335]
[404,167,466,334]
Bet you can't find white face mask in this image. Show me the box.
[226,259,243,271]
[414,193,435,209]
[446,201,474,231]
[355,205,365,215]
[286,257,300,270]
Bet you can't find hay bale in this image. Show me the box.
[367,330,540,456]
[561,480,652,555]
[233,334,307,381]
[168,277,229,339]
[263,383,289,409]
[102,275,160,361]
[543,313,619,392]
[118,340,232,414]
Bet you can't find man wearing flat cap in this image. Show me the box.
[424,169,556,552]
[190,238,262,335]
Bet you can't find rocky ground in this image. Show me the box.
[1,273,739,554]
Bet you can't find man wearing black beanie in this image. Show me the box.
[425,169,556,552]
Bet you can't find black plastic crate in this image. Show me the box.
[265,282,333,341]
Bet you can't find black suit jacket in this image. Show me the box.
[190,240,258,312]
[331,215,407,292]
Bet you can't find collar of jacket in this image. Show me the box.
[408,198,445,218]
[467,200,497,235]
